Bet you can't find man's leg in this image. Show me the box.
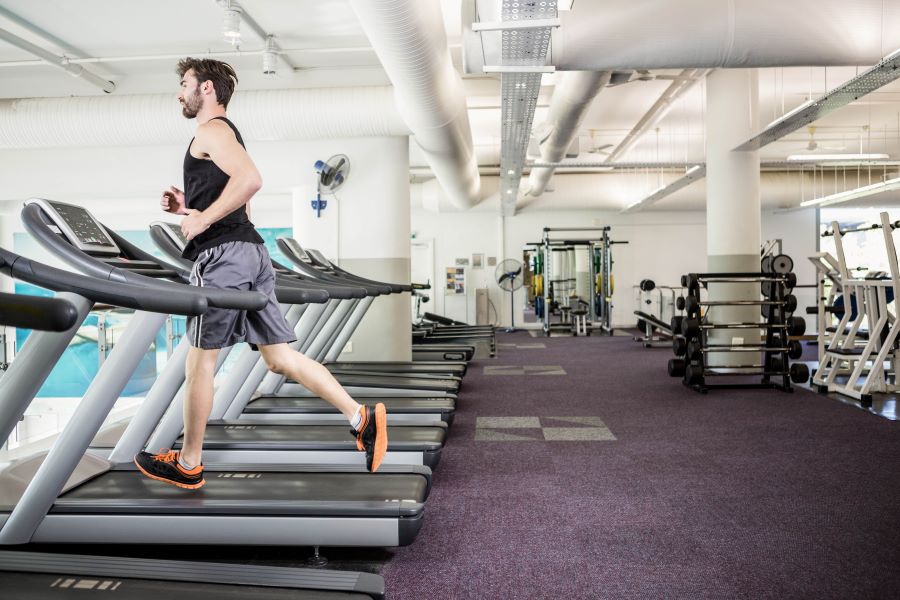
[257,343,387,472]
[180,346,220,467]
[257,343,359,418]
[132,345,217,489]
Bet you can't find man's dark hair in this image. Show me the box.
[176,58,239,108]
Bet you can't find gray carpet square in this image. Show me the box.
[484,366,525,376]
[476,416,542,429]
[542,416,607,427]
[475,429,544,441]
[524,366,566,375]
[542,427,618,441]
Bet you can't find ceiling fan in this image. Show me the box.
[586,129,613,155]
[801,125,846,151]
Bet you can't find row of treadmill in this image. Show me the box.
[0,198,496,599]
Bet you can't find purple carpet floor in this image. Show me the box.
[382,330,900,599]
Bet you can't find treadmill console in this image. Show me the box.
[306,249,333,268]
[277,237,311,263]
[25,198,120,256]
[151,221,188,251]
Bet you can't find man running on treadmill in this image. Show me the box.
[135,58,387,489]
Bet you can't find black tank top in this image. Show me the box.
[181,116,264,260]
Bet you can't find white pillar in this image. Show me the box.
[292,137,411,361]
[705,69,761,360]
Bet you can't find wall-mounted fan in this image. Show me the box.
[311,154,350,218]
[496,258,523,332]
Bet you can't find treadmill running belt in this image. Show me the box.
[183,424,445,450]
[54,471,427,516]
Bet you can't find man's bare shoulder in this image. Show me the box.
[195,118,237,143]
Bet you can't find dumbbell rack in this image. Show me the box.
[668,260,809,393]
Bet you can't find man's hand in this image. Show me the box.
[161,186,188,215]
[181,209,211,241]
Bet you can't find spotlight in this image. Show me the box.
[222,0,242,45]
[262,36,277,76]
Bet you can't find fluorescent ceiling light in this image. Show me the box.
[787,153,889,162]
[799,176,900,208]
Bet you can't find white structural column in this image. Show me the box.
[705,70,761,362]
[292,137,411,361]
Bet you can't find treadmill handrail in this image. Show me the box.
[301,243,410,293]
[0,247,207,316]
[276,238,393,295]
[271,259,366,300]
[151,222,350,304]
[22,203,265,312]
[0,290,77,331]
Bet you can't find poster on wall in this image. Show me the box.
[445,267,466,295]
[471,253,484,268]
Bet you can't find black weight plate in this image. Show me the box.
[790,362,810,384]
[772,254,794,274]
[668,358,686,377]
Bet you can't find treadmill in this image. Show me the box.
[268,245,461,395]
[150,222,458,426]
[0,198,430,549]
[27,201,447,467]
[275,238,467,378]
[149,222,462,395]
[0,281,384,599]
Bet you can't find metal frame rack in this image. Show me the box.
[538,227,626,337]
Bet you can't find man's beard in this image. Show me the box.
[181,91,202,118]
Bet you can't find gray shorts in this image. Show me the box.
[188,241,296,350]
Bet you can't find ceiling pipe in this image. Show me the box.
[348,0,481,211]
[520,71,612,207]
[465,0,900,71]
[0,87,408,148]
[0,27,115,93]
[0,5,91,60]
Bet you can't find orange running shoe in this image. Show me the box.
[134,448,204,489]
[352,404,388,472]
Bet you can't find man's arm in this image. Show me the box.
[181,120,261,239]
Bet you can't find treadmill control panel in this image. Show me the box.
[25,198,120,256]
[277,237,311,263]
[307,249,333,269]
[151,221,188,251]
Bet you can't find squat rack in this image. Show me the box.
[538,227,627,336]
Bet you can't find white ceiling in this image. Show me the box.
[3,1,900,211]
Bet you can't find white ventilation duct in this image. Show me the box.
[466,0,900,71]
[470,170,883,211]
[0,87,409,148]
[348,0,480,211]
[522,71,611,204]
